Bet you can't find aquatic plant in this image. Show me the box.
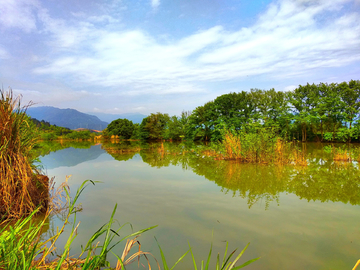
[216,128,307,165]
[156,234,260,270]
[0,180,157,269]
[0,88,48,220]
[0,179,260,269]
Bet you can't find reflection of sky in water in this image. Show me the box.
[40,144,360,270]
[39,144,106,169]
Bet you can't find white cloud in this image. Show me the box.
[30,0,360,96]
[151,0,160,9]
[0,0,39,32]
[12,85,91,107]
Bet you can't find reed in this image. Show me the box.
[0,88,49,220]
[333,149,352,162]
[0,180,158,269]
[217,129,307,166]
[155,236,259,270]
[1,180,259,269]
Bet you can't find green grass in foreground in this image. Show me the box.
[0,180,260,270]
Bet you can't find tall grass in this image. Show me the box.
[0,88,49,220]
[218,128,307,165]
[0,180,260,269]
[0,88,259,268]
[0,180,158,269]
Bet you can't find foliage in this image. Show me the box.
[104,118,135,139]
[0,88,49,219]
[187,240,259,270]
[217,125,306,165]
[102,141,360,208]
[0,180,158,269]
[32,118,72,137]
[140,112,170,140]
[34,120,98,141]
[98,79,359,143]
[64,130,92,140]
[0,178,259,269]
[188,102,218,141]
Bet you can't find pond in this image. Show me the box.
[37,141,360,269]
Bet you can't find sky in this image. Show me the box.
[0,0,359,116]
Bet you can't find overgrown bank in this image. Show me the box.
[1,89,260,269]
[0,89,49,220]
[103,80,360,143]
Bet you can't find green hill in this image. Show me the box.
[26,106,108,130]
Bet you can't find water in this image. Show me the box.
[38,142,360,269]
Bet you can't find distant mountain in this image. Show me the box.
[90,112,147,124]
[26,106,108,130]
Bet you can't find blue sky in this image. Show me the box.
[0,0,359,116]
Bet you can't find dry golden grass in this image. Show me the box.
[333,150,352,162]
[216,131,307,166]
[0,88,49,220]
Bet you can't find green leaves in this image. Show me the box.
[105,118,136,139]
[187,240,260,270]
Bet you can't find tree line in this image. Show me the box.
[30,117,96,140]
[104,80,360,142]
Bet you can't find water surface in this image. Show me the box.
[39,142,360,269]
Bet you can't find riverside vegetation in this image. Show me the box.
[34,80,360,145]
[102,80,360,143]
[103,141,360,207]
[41,140,360,269]
[0,89,260,268]
[3,79,360,268]
[0,90,48,220]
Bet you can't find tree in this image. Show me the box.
[139,113,170,140]
[340,80,360,130]
[290,83,318,142]
[188,102,217,141]
[105,118,135,139]
[164,111,192,140]
[214,91,253,130]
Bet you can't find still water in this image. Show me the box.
[38,141,360,269]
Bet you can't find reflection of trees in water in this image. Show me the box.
[291,162,360,205]
[193,161,284,209]
[102,141,143,161]
[34,140,96,157]
[103,142,360,208]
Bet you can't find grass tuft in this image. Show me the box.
[0,88,49,220]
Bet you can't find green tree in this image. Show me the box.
[250,89,291,134]
[164,111,191,140]
[339,80,360,141]
[139,113,170,140]
[104,118,135,139]
[188,101,217,141]
[290,83,318,142]
[214,91,253,130]
[322,83,345,141]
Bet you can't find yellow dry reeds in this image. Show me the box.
[223,131,242,160]
[0,88,49,220]
[333,150,352,162]
[217,130,308,166]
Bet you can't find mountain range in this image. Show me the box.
[26,106,146,130]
